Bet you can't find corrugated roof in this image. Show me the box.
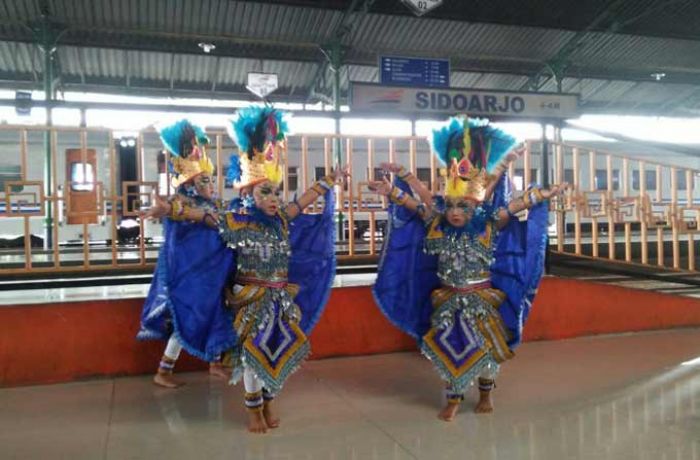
[0,0,699,115]
[0,41,38,74]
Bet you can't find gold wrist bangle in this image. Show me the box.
[522,188,544,209]
[532,188,544,202]
[311,183,326,195]
[179,204,191,220]
[397,167,412,180]
[169,201,182,219]
[311,176,334,193]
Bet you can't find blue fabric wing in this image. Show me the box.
[490,178,549,348]
[373,175,549,347]
[288,190,336,334]
[138,220,237,361]
[372,180,439,339]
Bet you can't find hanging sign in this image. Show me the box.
[350,82,579,119]
[246,72,278,99]
[380,56,449,88]
[15,91,32,116]
[401,0,443,16]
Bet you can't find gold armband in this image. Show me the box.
[389,186,409,205]
[311,175,334,195]
[522,188,544,209]
[168,200,189,221]
[396,166,412,180]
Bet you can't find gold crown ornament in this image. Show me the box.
[432,117,517,202]
[158,119,213,188]
[226,106,288,189]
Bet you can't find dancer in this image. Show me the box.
[371,117,565,421]
[146,106,345,433]
[138,120,235,388]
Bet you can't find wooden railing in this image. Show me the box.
[1,123,698,274]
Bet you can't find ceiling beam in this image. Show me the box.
[520,0,628,91]
[4,30,700,88]
[0,26,323,62]
[0,94,694,121]
[124,49,130,87]
[0,68,314,101]
[210,56,220,93]
[660,86,700,114]
[75,47,86,84]
[521,0,695,92]
[603,82,640,108]
[0,75,695,118]
[242,0,700,42]
[3,15,700,89]
[168,53,176,91]
[305,0,376,102]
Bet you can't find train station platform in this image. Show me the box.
[2,328,699,459]
[2,259,700,388]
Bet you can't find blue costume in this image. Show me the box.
[223,106,336,414]
[138,121,236,378]
[373,118,549,402]
[138,112,336,407]
[138,195,236,361]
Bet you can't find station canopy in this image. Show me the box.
[1,0,700,116]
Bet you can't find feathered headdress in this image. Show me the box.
[431,117,517,201]
[158,119,213,187]
[226,106,289,189]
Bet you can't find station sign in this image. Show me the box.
[350,82,579,119]
[15,91,31,116]
[246,72,278,99]
[380,56,449,88]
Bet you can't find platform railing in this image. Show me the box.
[1,123,698,275]
[545,141,700,272]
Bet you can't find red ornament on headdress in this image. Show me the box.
[264,114,279,161]
[457,158,470,178]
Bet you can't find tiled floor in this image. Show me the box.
[2,328,700,459]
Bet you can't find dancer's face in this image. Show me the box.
[445,197,476,227]
[193,173,214,200]
[253,180,282,216]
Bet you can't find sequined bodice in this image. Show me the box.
[220,213,290,281]
[425,221,495,287]
[176,195,221,214]
[198,199,221,214]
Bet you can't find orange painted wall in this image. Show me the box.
[523,277,700,341]
[309,286,416,358]
[2,277,700,387]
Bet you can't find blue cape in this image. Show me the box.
[137,220,236,361]
[288,190,337,334]
[372,176,548,348]
[138,190,336,359]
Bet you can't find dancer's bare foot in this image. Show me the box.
[153,372,184,389]
[263,401,280,428]
[208,362,231,379]
[474,390,494,413]
[437,401,460,422]
[247,410,268,434]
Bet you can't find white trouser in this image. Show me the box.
[163,335,183,361]
[243,367,263,394]
[479,367,497,381]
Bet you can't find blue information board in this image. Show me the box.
[380,56,450,88]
